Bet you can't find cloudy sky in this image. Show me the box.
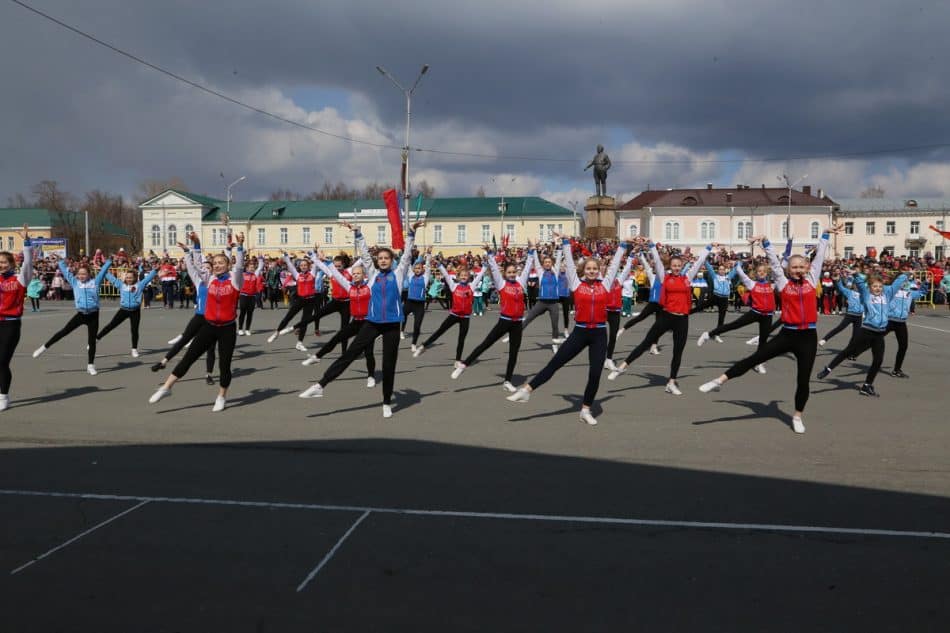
[2,0,949,207]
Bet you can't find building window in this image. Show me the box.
[324,227,334,245]
[481,224,491,243]
[211,228,219,246]
[184,224,194,237]
[7,237,13,250]
[377,225,386,244]
[781,221,789,240]
[866,221,876,235]
[844,222,854,235]
[910,221,920,235]
[433,225,442,244]
[664,221,680,241]
[257,228,265,246]
[219,228,228,245]
[151,225,161,247]
[302,227,311,245]
[547,224,555,241]
[506,224,515,239]
[557,223,563,234]
[539,224,545,240]
[700,220,715,241]
[938,220,945,230]
[885,221,896,235]
[843,247,854,259]
[810,221,820,239]
[909,248,919,258]
[936,245,945,260]
[882,246,895,257]
[629,224,639,238]
[457,224,467,244]
[167,224,177,246]
[736,221,752,240]
[280,228,288,245]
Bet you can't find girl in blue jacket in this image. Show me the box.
[95,264,159,357]
[33,255,111,375]
[884,274,927,378]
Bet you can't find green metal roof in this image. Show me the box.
[426,197,571,219]
[202,201,263,222]
[169,189,223,207]
[0,208,55,228]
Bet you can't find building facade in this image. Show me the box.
[0,208,53,252]
[140,191,574,257]
[617,185,835,253]
[830,198,949,260]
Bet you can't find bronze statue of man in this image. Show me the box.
[584,144,612,197]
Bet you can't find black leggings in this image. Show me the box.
[421,314,471,360]
[0,320,22,394]
[96,308,141,348]
[277,295,318,341]
[530,326,607,408]
[885,320,909,372]
[623,311,689,379]
[30,298,40,310]
[725,328,818,412]
[559,296,573,330]
[822,313,862,344]
[402,299,426,344]
[238,295,257,330]
[827,327,885,384]
[165,313,215,374]
[319,321,399,404]
[298,299,351,351]
[45,311,99,364]
[693,294,729,329]
[710,310,772,352]
[521,299,560,339]
[161,281,176,308]
[622,301,661,330]
[172,322,236,388]
[463,318,523,382]
[316,318,375,376]
[606,311,621,358]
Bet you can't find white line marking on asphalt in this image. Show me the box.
[908,322,950,334]
[2,489,948,541]
[9,499,150,576]
[296,510,371,593]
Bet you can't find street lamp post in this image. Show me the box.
[569,201,579,236]
[226,176,246,220]
[779,173,807,244]
[491,176,516,244]
[376,64,429,234]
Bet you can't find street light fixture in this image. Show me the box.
[226,176,246,220]
[491,176,516,243]
[376,64,430,234]
[779,173,807,243]
[569,200,579,236]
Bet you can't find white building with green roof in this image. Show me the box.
[140,190,576,256]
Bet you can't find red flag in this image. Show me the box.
[502,234,509,250]
[383,189,404,250]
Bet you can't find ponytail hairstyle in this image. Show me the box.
[333,252,352,268]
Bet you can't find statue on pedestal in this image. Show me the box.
[584,144,612,197]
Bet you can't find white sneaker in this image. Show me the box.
[792,415,806,434]
[131,349,139,358]
[699,379,722,393]
[715,335,724,344]
[267,332,279,343]
[451,364,466,379]
[366,376,376,388]
[411,344,418,354]
[184,341,192,349]
[244,329,253,336]
[746,336,759,346]
[501,335,510,343]
[33,345,47,358]
[212,396,226,412]
[607,366,625,381]
[302,354,320,366]
[299,383,324,398]
[563,329,570,339]
[502,381,518,393]
[604,359,617,371]
[148,387,171,404]
[87,364,97,376]
[754,364,767,374]
[383,404,393,418]
[0,395,9,412]
[665,381,682,396]
[279,326,294,336]
[400,331,406,340]
[506,388,530,402]
[631,311,642,318]
[167,335,182,345]
[616,327,625,338]
[579,409,598,425]
[413,345,424,358]
[697,332,710,347]
[818,339,826,347]
[552,344,559,354]
[295,341,308,353]
[649,344,660,355]
[552,337,565,344]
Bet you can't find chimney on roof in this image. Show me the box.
[736,184,742,190]
[818,188,824,199]
[706,183,713,190]
[802,185,812,196]
[761,184,765,189]
[745,185,751,190]
[726,192,733,203]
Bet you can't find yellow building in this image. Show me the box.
[140,190,575,257]
[0,208,54,252]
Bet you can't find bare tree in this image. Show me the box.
[416,179,436,198]
[137,177,188,203]
[269,189,302,201]
[6,192,32,208]
[859,185,886,199]
[475,186,486,198]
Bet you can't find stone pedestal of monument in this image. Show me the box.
[584,195,617,239]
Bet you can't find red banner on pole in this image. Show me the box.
[383,188,405,250]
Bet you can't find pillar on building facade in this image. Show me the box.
[584,195,617,240]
